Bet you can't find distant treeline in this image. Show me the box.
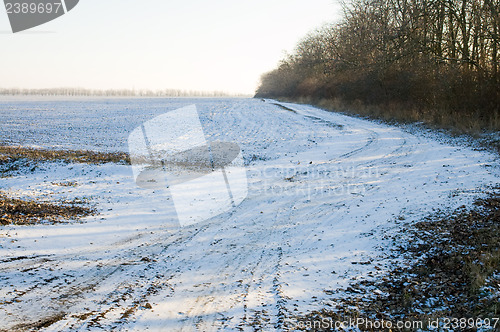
[0,88,248,98]
[256,0,500,132]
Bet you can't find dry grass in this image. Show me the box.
[0,145,130,165]
[285,95,497,134]
[0,193,96,225]
[313,97,498,133]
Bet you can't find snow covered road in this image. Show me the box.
[0,99,498,331]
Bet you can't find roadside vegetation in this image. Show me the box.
[255,0,500,134]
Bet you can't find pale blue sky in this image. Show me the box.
[0,0,340,94]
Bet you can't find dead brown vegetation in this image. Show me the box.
[0,193,96,225]
[0,145,130,165]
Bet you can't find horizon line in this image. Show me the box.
[0,87,254,98]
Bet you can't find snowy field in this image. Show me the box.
[0,98,498,331]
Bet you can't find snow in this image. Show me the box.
[0,98,498,330]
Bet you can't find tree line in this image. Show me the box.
[256,0,500,131]
[0,88,247,98]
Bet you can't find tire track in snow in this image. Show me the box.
[1,224,217,330]
[123,102,421,331]
[151,202,295,331]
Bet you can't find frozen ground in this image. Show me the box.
[0,98,498,331]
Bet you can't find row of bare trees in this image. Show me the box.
[256,0,500,131]
[0,88,245,98]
